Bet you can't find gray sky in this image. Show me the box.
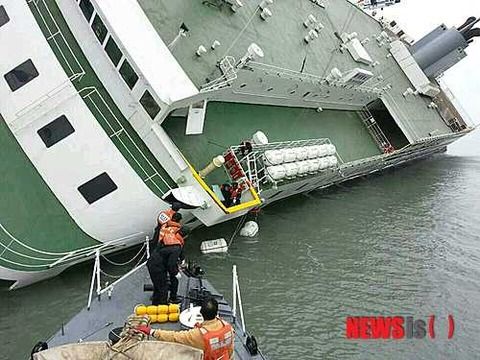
[383,0,480,155]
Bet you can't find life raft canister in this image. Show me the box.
[159,222,184,246]
[199,318,233,360]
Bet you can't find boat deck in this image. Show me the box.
[46,265,267,359]
[139,0,451,140]
[163,102,381,184]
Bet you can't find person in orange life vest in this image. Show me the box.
[147,212,186,305]
[136,297,234,359]
[152,202,182,251]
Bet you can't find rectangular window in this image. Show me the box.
[105,36,123,66]
[79,0,94,22]
[0,6,10,27]
[4,59,39,92]
[78,172,118,204]
[37,115,75,148]
[119,60,139,89]
[91,14,107,44]
[140,90,161,119]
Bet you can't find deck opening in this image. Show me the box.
[367,99,409,149]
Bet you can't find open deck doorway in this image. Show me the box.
[367,99,410,150]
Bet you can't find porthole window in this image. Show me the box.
[0,5,10,27]
[78,172,118,204]
[119,60,139,89]
[79,0,94,22]
[91,14,107,43]
[4,59,39,92]
[105,36,123,66]
[140,90,161,119]
[37,115,75,148]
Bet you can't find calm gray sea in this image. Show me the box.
[1,131,479,359]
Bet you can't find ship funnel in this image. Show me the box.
[457,16,476,32]
[410,17,479,78]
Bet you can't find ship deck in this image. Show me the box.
[163,102,381,185]
[139,0,451,139]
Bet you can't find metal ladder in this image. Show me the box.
[358,108,394,153]
[246,152,259,190]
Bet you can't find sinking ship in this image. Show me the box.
[0,0,478,288]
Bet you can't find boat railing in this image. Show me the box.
[86,237,151,310]
[227,137,345,191]
[27,0,85,82]
[248,61,382,94]
[201,56,238,92]
[0,222,144,269]
[232,265,246,335]
[47,233,145,268]
[358,107,394,153]
[80,87,173,195]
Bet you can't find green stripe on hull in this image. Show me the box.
[28,0,175,196]
[0,117,98,271]
[163,102,381,184]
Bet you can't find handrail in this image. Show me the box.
[232,265,246,335]
[28,0,85,81]
[0,219,144,269]
[80,87,172,195]
[248,61,381,94]
[87,236,150,309]
[185,161,261,215]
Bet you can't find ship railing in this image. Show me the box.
[232,265,246,335]
[358,107,393,153]
[80,87,172,195]
[47,233,146,268]
[201,56,238,92]
[86,236,151,310]
[27,0,85,82]
[0,223,144,269]
[248,62,381,94]
[228,137,345,192]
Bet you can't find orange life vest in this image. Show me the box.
[157,209,175,226]
[199,318,233,360]
[159,221,184,247]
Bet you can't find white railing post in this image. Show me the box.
[232,265,237,320]
[146,236,151,259]
[95,250,101,298]
[233,265,246,335]
[87,251,99,310]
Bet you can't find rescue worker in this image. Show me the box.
[147,212,185,305]
[158,202,182,227]
[152,202,182,251]
[135,297,234,359]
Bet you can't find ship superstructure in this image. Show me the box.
[0,0,477,288]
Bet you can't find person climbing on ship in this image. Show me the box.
[135,297,234,359]
[152,202,182,250]
[229,182,242,206]
[220,182,243,207]
[147,212,186,305]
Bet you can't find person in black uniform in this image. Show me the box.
[147,212,186,305]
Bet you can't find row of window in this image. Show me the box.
[78,0,161,119]
[1,5,117,205]
[37,114,118,203]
